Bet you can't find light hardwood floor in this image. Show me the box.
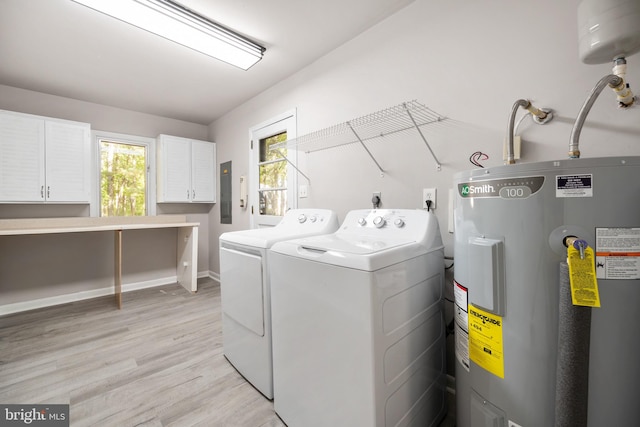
[1,279,284,426]
[1,279,455,426]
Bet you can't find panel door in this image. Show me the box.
[0,112,45,202]
[191,139,216,202]
[219,247,265,336]
[157,135,191,202]
[44,120,90,202]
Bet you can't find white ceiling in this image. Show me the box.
[0,0,414,125]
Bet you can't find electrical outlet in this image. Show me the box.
[372,191,381,207]
[299,184,309,198]
[423,188,437,210]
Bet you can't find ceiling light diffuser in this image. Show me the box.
[72,0,265,70]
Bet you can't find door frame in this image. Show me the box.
[248,109,297,228]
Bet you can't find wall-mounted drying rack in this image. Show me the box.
[270,100,446,177]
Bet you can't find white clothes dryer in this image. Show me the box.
[269,209,446,427]
[219,209,339,399]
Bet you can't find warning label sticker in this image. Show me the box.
[454,281,468,331]
[596,228,640,280]
[468,304,504,378]
[567,244,601,307]
[556,174,593,198]
[453,281,469,372]
[455,324,470,372]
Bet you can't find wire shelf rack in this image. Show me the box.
[270,100,446,174]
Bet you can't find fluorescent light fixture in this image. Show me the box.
[72,0,265,70]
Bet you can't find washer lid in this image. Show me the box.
[270,234,431,271]
[295,234,411,255]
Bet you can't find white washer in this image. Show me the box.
[270,209,446,427]
[219,209,339,399]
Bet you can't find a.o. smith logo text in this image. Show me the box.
[458,176,545,199]
[460,183,495,196]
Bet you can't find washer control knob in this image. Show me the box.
[298,214,307,223]
[309,215,317,223]
[373,216,386,228]
[357,217,367,226]
[394,218,405,228]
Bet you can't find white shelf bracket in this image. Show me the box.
[403,102,442,171]
[347,121,385,176]
[274,149,311,184]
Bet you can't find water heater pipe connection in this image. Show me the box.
[563,235,581,248]
[611,58,636,106]
[569,57,636,158]
[506,99,553,165]
[563,235,589,259]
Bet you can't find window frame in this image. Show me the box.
[91,130,156,217]
[249,109,297,228]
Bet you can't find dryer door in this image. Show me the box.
[220,247,265,336]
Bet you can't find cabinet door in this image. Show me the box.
[0,112,45,202]
[191,140,216,202]
[45,120,90,202]
[157,135,191,202]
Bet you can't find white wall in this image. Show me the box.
[0,85,213,310]
[208,0,640,276]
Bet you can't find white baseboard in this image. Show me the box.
[209,271,220,283]
[0,272,208,316]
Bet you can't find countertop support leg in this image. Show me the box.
[177,226,198,292]
[115,229,122,309]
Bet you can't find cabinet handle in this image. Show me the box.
[187,189,190,199]
[193,190,195,200]
[47,186,50,198]
[41,185,44,199]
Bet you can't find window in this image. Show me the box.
[258,131,288,216]
[100,140,146,216]
[250,110,296,228]
[91,131,156,217]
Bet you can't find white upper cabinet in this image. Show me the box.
[0,110,90,203]
[44,120,91,202]
[157,134,216,203]
[190,139,216,202]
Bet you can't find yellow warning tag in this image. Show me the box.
[468,304,504,378]
[567,245,601,307]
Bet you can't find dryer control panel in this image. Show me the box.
[220,208,339,248]
[277,209,339,231]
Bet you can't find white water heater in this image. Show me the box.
[453,156,640,426]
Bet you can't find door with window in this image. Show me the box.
[250,110,296,228]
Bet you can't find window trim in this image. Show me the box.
[249,109,297,228]
[91,130,156,217]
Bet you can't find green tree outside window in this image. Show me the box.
[100,141,146,216]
